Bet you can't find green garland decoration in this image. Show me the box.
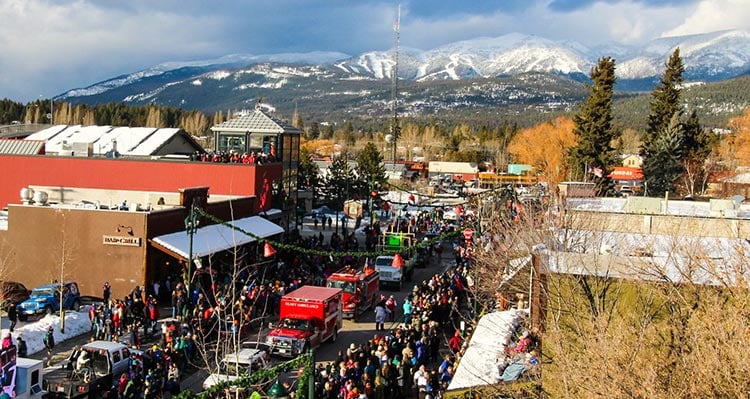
[384,181,517,201]
[174,351,313,399]
[195,208,462,259]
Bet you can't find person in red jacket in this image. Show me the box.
[147,297,160,336]
[448,330,463,354]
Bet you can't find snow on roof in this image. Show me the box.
[152,216,284,259]
[556,228,750,258]
[44,125,112,153]
[550,229,750,286]
[447,309,523,391]
[24,124,70,141]
[92,126,157,154]
[723,173,750,184]
[127,128,180,156]
[22,125,197,156]
[210,109,302,134]
[565,197,750,218]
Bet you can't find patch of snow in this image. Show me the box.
[191,79,202,86]
[2,310,92,356]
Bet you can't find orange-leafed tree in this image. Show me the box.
[302,139,337,157]
[727,107,750,168]
[507,117,576,185]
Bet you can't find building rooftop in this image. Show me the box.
[211,109,303,135]
[23,125,202,157]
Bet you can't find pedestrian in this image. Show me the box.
[327,216,332,230]
[314,216,319,229]
[103,281,112,308]
[7,302,18,333]
[16,336,27,357]
[374,301,389,331]
[402,297,413,324]
[147,297,160,336]
[1,333,12,349]
[385,295,397,322]
[43,326,55,366]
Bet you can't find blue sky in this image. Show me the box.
[1,0,748,103]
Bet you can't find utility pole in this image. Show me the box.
[184,200,199,299]
[390,5,401,167]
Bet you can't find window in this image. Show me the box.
[219,135,247,153]
[112,350,121,364]
[122,348,130,359]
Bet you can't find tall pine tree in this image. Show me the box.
[680,109,715,196]
[641,48,685,196]
[354,142,386,198]
[642,113,684,195]
[568,56,618,194]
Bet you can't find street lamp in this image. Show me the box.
[267,380,289,399]
[184,200,199,298]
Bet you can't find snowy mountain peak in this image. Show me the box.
[58,29,750,101]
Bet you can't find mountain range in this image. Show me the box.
[58,29,750,122]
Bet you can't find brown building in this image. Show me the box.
[0,186,283,299]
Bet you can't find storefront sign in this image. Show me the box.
[102,235,142,247]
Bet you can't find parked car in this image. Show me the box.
[18,281,81,320]
[202,342,272,390]
[0,281,31,310]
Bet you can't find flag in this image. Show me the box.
[589,165,603,178]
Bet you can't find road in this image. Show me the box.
[3,220,457,394]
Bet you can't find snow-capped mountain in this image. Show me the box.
[333,34,593,81]
[56,29,750,116]
[620,30,750,80]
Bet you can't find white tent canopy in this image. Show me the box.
[447,309,523,391]
[152,216,283,259]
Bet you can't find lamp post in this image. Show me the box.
[267,380,289,399]
[184,200,199,297]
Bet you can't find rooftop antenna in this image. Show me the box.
[390,4,401,166]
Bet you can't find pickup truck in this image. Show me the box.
[43,341,139,399]
[18,281,81,320]
[202,342,272,391]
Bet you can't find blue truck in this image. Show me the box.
[18,281,81,320]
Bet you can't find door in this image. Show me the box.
[308,324,321,348]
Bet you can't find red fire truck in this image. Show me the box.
[326,266,380,320]
[265,286,343,357]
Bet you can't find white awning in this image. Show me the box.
[151,216,283,259]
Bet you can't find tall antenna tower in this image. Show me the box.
[390,4,401,165]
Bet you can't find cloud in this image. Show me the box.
[1,0,749,102]
[662,0,750,37]
[547,0,699,12]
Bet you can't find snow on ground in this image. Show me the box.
[3,310,91,356]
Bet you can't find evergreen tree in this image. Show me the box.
[297,147,320,192]
[354,143,386,198]
[568,56,618,193]
[644,48,684,149]
[680,109,716,196]
[308,122,320,140]
[321,123,334,139]
[642,48,685,196]
[641,114,684,195]
[321,155,355,233]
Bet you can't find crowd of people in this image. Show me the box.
[193,150,277,165]
[310,261,475,399]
